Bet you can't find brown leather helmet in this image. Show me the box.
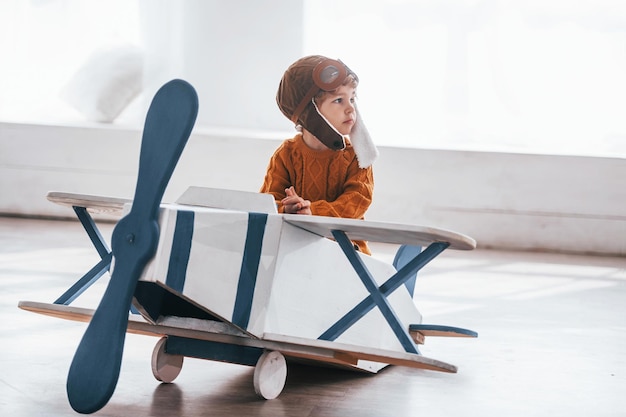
[276,55,358,151]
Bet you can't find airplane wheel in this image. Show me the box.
[151,336,184,383]
[253,350,287,400]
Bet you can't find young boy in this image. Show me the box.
[260,55,378,255]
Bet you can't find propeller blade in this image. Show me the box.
[66,79,198,414]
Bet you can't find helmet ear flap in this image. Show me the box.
[304,99,346,150]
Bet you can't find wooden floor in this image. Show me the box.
[2,216,625,417]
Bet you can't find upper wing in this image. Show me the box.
[282,214,476,251]
[47,191,130,215]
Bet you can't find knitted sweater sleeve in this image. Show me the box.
[309,163,373,220]
[259,142,292,213]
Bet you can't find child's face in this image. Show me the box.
[316,84,357,136]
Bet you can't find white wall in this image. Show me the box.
[2,121,624,256]
[371,146,626,256]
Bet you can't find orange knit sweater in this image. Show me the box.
[260,134,374,254]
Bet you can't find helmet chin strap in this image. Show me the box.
[311,99,379,169]
[311,98,346,146]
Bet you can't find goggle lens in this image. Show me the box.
[319,65,341,85]
[312,59,355,91]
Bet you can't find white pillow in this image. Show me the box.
[61,45,143,123]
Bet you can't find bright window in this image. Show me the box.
[0,0,140,123]
[304,0,626,157]
[1,1,624,158]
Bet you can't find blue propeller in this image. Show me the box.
[66,79,198,414]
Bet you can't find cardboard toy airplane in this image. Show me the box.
[18,79,477,414]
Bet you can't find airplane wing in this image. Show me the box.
[47,191,130,215]
[282,214,476,250]
[18,301,456,374]
[46,191,475,251]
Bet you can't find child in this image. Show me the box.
[260,55,378,255]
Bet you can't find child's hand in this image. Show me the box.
[282,187,312,215]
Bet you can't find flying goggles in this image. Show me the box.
[290,58,358,125]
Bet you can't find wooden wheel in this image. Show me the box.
[151,336,184,383]
[253,350,287,400]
